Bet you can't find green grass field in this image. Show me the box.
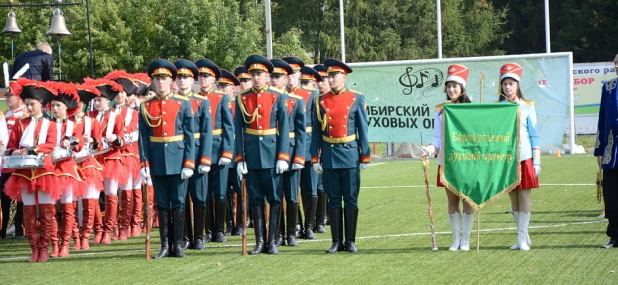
[0,155,615,284]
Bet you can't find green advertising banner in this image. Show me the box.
[347,53,571,150]
[439,103,521,210]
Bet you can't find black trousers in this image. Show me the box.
[603,167,618,239]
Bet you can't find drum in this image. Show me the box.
[1,155,45,169]
[72,147,92,163]
[51,147,72,163]
[92,139,111,156]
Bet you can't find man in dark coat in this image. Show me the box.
[11,42,54,81]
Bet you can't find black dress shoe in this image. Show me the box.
[601,239,617,248]
[325,241,345,253]
[194,239,205,250]
[215,232,227,243]
[154,248,170,259]
[345,240,358,253]
[267,242,278,254]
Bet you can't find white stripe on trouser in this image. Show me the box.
[85,185,100,199]
[104,179,119,196]
[21,190,53,205]
[60,186,73,204]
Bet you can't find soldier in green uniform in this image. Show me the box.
[281,57,318,239]
[196,59,234,243]
[312,59,370,253]
[139,59,196,258]
[174,59,213,251]
[235,55,290,255]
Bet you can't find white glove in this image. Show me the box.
[360,163,370,170]
[130,132,139,142]
[237,162,248,180]
[219,157,231,166]
[313,163,323,174]
[198,164,211,174]
[533,165,541,177]
[418,145,437,157]
[140,167,150,180]
[292,163,304,170]
[180,167,194,179]
[276,160,289,174]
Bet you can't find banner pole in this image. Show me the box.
[476,210,480,252]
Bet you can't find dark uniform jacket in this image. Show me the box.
[12,50,54,81]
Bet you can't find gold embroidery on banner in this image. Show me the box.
[603,129,613,165]
[595,129,601,148]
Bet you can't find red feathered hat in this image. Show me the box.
[83,78,123,101]
[104,70,138,95]
[16,78,57,105]
[131,73,151,96]
[74,83,101,104]
[47,81,80,116]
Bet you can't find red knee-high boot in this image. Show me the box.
[80,198,95,250]
[131,188,143,236]
[38,204,56,262]
[101,195,118,244]
[72,201,81,250]
[23,205,39,263]
[119,190,133,240]
[93,200,103,244]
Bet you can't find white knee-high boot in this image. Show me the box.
[510,211,521,250]
[518,212,531,251]
[448,213,461,251]
[459,213,474,251]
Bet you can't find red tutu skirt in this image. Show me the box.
[100,158,129,184]
[3,174,60,201]
[57,175,86,198]
[79,166,104,190]
[514,159,539,190]
[436,165,445,187]
[123,154,140,179]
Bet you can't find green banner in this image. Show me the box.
[439,103,521,210]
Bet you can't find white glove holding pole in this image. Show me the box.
[292,163,304,170]
[360,163,370,170]
[313,163,323,174]
[533,165,541,177]
[140,167,150,180]
[198,164,211,174]
[180,167,194,179]
[237,162,248,180]
[276,160,289,174]
[219,157,231,166]
[417,145,437,158]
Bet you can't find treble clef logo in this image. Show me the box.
[399,66,444,97]
[399,67,416,95]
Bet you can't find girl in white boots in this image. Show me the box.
[498,63,541,251]
[418,64,476,251]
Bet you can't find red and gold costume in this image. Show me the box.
[2,78,58,263]
[84,78,127,245]
[74,84,104,249]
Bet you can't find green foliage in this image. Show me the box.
[492,0,617,62]
[0,0,266,82]
[273,0,508,63]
